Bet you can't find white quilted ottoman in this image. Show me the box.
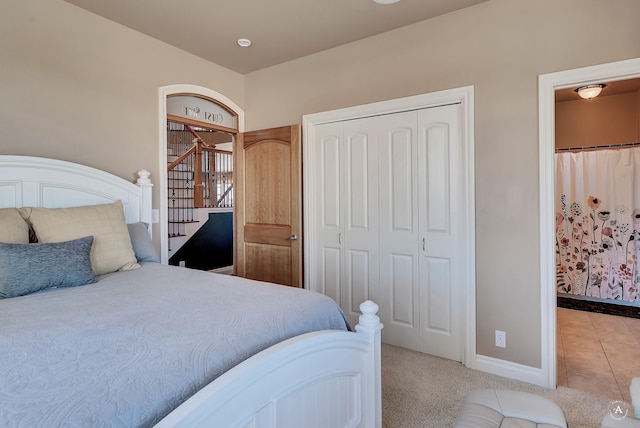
[453,389,568,428]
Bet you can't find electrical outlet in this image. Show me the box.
[495,330,506,348]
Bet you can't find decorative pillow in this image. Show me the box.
[0,236,96,299]
[631,377,640,418]
[0,208,29,244]
[18,200,140,275]
[127,222,160,263]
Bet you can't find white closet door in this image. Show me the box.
[377,111,421,350]
[310,122,343,305]
[310,119,380,328]
[309,103,466,361]
[341,117,380,328]
[417,103,464,362]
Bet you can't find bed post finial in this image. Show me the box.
[136,170,154,235]
[137,169,152,186]
[355,300,382,428]
[358,300,380,328]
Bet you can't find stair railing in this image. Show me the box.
[167,124,233,240]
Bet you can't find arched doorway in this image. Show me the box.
[158,85,244,266]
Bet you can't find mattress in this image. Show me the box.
[0,263,348,427]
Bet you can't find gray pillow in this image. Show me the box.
[0,236,96,299]
[127,222,160,263]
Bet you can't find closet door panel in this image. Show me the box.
[418,104,463,361]
[321,137,341,230]
[348,249,371,315]
[378,111,420,350]
[322,247,341,304]
[389,128,414,232]
[390,253,415,325]
[346,133,369,230]
[423,257,451,332]
[425,125,450,233]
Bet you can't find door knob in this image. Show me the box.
[288,235,299,241]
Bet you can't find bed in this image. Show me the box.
[0,155,382,428]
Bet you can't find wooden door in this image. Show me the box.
[235,125,302,287]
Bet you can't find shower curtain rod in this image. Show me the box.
[555,141,640,153]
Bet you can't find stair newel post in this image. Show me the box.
[194,138,204,208]
[211,149,218,207]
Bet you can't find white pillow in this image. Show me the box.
[19,200,140,275]
[631,377,640,418]
[0,208,29,244]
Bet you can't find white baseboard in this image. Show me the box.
[473,354,547,388]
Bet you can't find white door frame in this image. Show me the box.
[538,57,640,389]
[302,86,476,366]
[158,85,244,264]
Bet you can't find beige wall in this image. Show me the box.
[243,0,640,367]
[0,0,244,231]
[2,0,640,370]
[556,91,640,149]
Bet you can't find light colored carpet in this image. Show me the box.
[381,343,615,428]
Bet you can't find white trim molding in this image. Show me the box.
[302,86,477,369]
[538,57,640,389]
[158,84,244,265]
[475,355,544,386]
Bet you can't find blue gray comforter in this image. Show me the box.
[0,263,348,427]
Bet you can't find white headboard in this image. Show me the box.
[0,156,153,228]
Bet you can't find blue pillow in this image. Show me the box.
[127,222,160,263]
[0,236,96,299]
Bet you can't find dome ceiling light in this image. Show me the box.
[237,38,252,48]
[575,84,606,99]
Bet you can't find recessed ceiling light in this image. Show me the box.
[373,0,400,4]
[237,38,252,48]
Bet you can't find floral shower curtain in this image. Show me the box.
[556,147,640,302]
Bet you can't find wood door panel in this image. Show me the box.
[244,142,291,225]
[243,126,293,146]
[244,224,292,246]
[245,243,292,284]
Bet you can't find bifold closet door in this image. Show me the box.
[310,122,343,306]
[309,103,465,362]
[341,117,380,327]
[416,104,464,362]
[310,118,380,328]
[377,111,421,350]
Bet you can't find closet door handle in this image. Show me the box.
[422,237,426,251]
[338,232,342,245]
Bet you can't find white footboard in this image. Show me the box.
[155,301,382,428]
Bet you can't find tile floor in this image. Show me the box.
[557,307,640,403]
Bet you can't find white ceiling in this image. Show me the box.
[64,0,489,74]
